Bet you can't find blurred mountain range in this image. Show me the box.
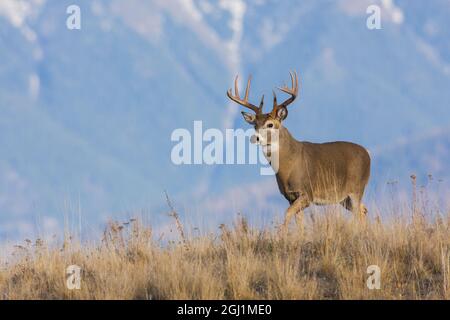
[1,0,449,239]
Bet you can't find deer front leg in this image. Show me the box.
[283,195,310,230]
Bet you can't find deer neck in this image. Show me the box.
[267,126,302,177]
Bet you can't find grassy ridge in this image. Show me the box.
[1,205,449,299]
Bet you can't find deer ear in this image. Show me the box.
[241,111,256,124]
[276,107,288,121]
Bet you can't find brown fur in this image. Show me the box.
[274,126,371,227]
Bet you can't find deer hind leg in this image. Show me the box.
[340,196,353,212]
[348,193,367,219]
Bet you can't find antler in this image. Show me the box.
[270,71,299,117]
[227,75,263,114]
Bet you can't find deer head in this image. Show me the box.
[226,71,299,147]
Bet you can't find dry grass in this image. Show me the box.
[1,202,450,300]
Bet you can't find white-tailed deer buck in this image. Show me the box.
[227,71,371,228]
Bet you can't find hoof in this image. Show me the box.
[360,204,368,216]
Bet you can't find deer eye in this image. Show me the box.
[267,123,274,128]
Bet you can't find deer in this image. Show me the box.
[226,71,371,229]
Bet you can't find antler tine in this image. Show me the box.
[270,71,299,117]
[276,70,299,107]
[270,89,278,117]
[277,71,298,96]
[290,70,295,89]
[226,74,261,114]
[272,90,277,108]
[294,71,298,93]
[234,75,240,98]
[288,71,294,88]
[259,94,264,111]
[244,76,251,101]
